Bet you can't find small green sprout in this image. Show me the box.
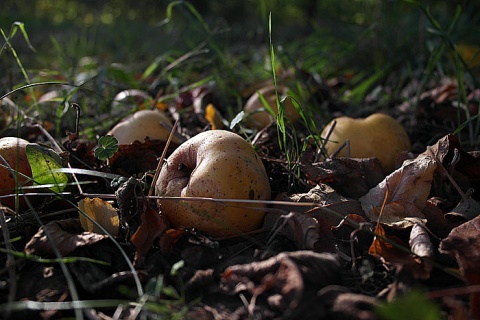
[94,135,119,162]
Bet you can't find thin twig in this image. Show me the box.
[148,119,179,197]
[315,119,336,162]
[427,146,468,202]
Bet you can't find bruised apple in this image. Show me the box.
[321,113,411,173]
[244,85,300,129]
[155,130,271,237]
[107,109,180,144]
[0,137,32,209]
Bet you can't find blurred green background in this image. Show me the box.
[2,0,479,74]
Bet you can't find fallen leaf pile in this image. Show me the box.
[3,87,480,320]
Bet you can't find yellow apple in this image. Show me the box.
[107,109,180,144]
[155,130,271,237]
[321,113,411,173]
[0,137,32,209]
[243,85,300,129]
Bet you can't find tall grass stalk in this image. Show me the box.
[409,1,480,145]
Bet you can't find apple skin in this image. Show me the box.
[107,109,179,144]
[0,137,32,209]
[244,85,299,129]
[155,130,271,237]
[321,113,411,173]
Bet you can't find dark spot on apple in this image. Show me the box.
[178,162,192,174]
[249,189,255,200]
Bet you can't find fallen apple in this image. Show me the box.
[155,130,271,237]
[244,85,300,129]
[0,137,32,209]
[107,109,180,145]
[321,113,411,173]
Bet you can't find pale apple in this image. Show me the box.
[0,137,32,209]
[321,113,411,173]
[243,85,300,129]
[107,109,180,144]
[155,130,271,237]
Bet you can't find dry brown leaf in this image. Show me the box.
[204,103,224,130]
[430,83,458,104]
[109,138,179,175]
[273,184,365,227]
[268,212,335,253]
[409,222,434,279]
[368,224,432,279]
[24,219,107,256]
[131,200,168,264]
[368,224,407,262]
[78,197,119,236]
[221,251,340,313]
[424,199,457,238]
[426,134,480,202]
[115,176,144,220]
[317,286,379,320]
[368,223,431,279]
[446,197,480,221]
[440,215,480,319]
[360,154,437,228]
[300,157,385,199]
[159,228,186,255]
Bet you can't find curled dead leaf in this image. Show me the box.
[24,219,107,256]
[318,286,379,320]
[221,251,341,314]
[426,134,480,202]
[424,199,456,238]
[368,224,405,261]
[267,211,335,253]
[409,222,434,278]
[446,197,480,221]
[131,200,168,264]
[272,184,365,227]
[79,197,120,236]
[300,157,385,199]
[360,154,436,228]
[369,222,434,280]
[440,215,480,319]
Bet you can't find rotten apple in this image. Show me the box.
[155,130,271,237]
[321,113,411,173]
